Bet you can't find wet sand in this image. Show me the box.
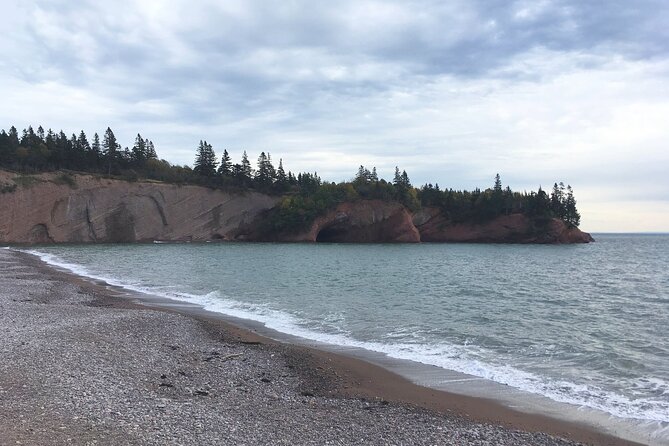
[0,249,642,445]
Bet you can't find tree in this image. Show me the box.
[193,140,217,177]
[371,167,378,182]
[564,185,580,227]
[234,151,253,186]
[550,182,566,219]
[132,133,147,164]
[255,151,276,187]
[217,149,232,177]
[493,173,502,193]
[146,140,157,159]
[393,166,402,187]
[102,127,120,174]
[275,158,288,190]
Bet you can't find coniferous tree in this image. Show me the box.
[91,133,101,156]
[550,182,566,219]
[102,127,120,174]
[193,140,217,177]
[255,151,275,187]
[217,149,232,176]
[564,185,580,227]
[235,151,253,186]
[275,158,288,191]
[393,166,402,187]
[146,140,157,159]
[132,134,147,164]
[493,173,502,193]
[78,131,90,152]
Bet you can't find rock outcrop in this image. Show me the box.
[413,208,594,244]
[0,170,593,244]
[262,200,421,243]
[0,171,278,243]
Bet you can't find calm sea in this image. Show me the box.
[17,234,669,439]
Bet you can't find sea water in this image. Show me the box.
[15,235,669,440]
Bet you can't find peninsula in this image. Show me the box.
[0,125,592,244]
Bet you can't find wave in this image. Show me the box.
[19,248,669,425]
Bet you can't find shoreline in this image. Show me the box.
[1,249,645,445]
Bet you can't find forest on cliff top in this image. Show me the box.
[0,124,580,231]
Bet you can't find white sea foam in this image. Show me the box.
[20,248,669,427]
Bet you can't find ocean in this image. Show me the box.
[16,234,669,442]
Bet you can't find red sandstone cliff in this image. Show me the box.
[413,208,594,244]
[252,200,421,243]
[0,170,593,244]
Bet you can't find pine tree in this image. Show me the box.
[401,170,411,188]
[91,133,101,155]
[102,127,120,174]
[238,151,253,185]
[146,140,157,159]
[217,149,232,176]
[550,182,566,218]
[393,166,402,187]
[132,133,146,164]
[355,165,371,183]
[493,173,502,193]
[276,159,287,183]
[255,151,276,187]
[193,140,217,176]
[371,167,378,182]
[564,185,580,227]
[8,126,19,150]
[78,131,90,151]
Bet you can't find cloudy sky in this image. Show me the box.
[1,0,668,232]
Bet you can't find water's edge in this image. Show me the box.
[13,247,664,446]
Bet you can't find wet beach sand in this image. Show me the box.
[0,249,641,445]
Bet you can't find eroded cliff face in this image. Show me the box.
[260,200,421,243]
[413,208,594,244]
[0,171,593,244]
[0,171,279,243]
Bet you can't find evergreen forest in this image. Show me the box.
[0,124,581,231]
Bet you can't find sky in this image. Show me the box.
[1,0,668,232]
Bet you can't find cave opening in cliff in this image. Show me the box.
[315,226,347,243]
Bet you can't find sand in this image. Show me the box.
[0,248,641,445]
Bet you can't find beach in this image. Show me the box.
[0,248,641,446]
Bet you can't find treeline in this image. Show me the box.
[0,124,580,229]
[0,125,161,178]
[418,175,580,227]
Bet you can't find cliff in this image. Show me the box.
[0,171,279,243]
[0,171,593,244]
[413,208,594,244]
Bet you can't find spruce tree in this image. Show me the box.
[132,133,146,164]
[493,173,502,193]
[193,140,217,176]
[238,151,253,185]
[217,149,232,176]
[102,127,120,174]
[255,151,274,186]
[276,159,287,184]
[91,133,101,155]
[564,185,580,227]
[146,140,157,159]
